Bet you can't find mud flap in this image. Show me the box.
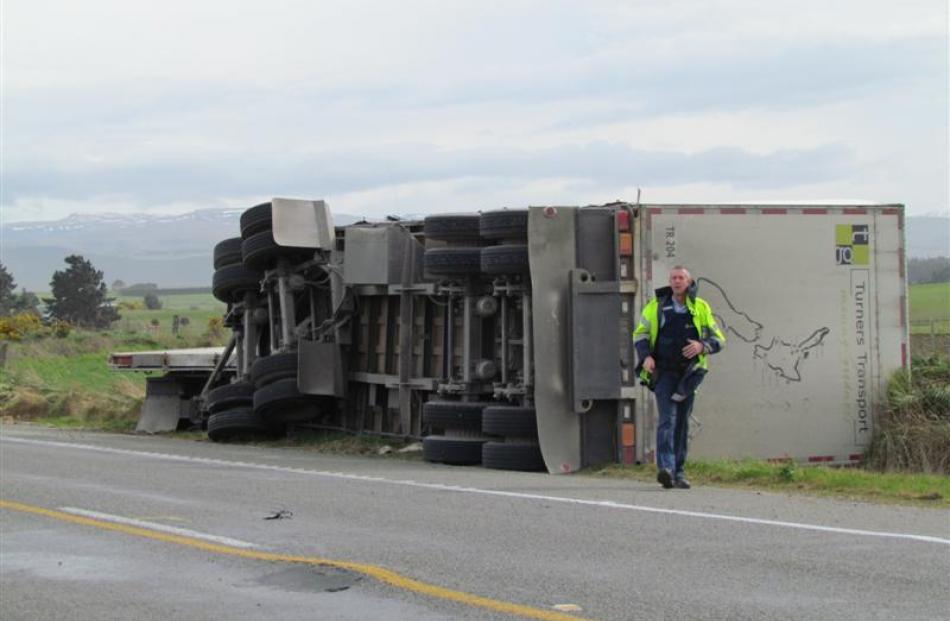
[297,341,345,397]
[271,198,335,249]
[135,376,185,433]
[529,206,582,473]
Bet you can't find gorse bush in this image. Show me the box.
[0,313,71,341]
[867,355,950,473]
[0,312,43,341]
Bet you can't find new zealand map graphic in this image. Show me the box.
[697,278,829,382]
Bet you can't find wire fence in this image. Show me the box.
[909,320,950,356]
[909,319,950,334]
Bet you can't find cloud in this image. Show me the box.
[1,0,946,221]
[1,141,854,210]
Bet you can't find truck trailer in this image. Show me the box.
[111,199,907,473]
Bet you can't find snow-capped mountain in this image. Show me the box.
[1,208,357,290]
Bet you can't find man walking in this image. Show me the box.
[634,266,725,489]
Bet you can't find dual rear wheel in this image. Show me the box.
[422,401,544,471]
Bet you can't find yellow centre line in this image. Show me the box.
[0,499,594,621]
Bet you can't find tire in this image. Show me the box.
[242,229,313,271]
[206,381,254,414]
[207,406,276,442]
[422,436,485,465]
[422,401,485,432]
[423,214,481,242]
[481,244,528,275]
[212,264,263,303]
[481,441,545,471]
[424,247,482,277]
[481,405,537,437]
[240,202,272,239]
[253,378,320,423]
[213,237,244,269]
[480,210,528,240]
[250,352,298,388]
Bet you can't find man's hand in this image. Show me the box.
[682,339,704,359]
[642,355,655,373]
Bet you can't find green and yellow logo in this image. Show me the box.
[836,224,869,265]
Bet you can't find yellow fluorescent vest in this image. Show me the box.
[633,295,725,378]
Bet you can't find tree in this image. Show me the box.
[13,290,41,315]
[143,293,163,310]
[44,255,121,328]
[907,257,950,284]
[0,263,16,315]
[0,265,41,316]
[111,279,127,292]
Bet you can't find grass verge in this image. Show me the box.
[867,354,950,474]
[0,328,223,432]
[205,429,424,460]
[589,460,950,507]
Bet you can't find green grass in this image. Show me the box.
[116,293,224,312]
[909,282,950,334]
[0,293,227,430]
[2,351,146,393]
[0,326,225,429]
[0,341,145,430]
[36,415,138,432]
[867,355,950,472]
[591,460,950,507]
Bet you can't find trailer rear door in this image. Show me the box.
[641,204,906,464]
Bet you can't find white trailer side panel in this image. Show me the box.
[642,205,906,463]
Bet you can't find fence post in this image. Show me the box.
[931,318,936,353]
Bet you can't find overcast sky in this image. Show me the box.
[2,0,947,223]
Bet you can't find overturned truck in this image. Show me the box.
[114,199,907,473]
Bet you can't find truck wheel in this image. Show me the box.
[213,237,244,269]
[253,378,321,423]
[481,441,545,471]
[422,401,485,432]
[250,352,297,388]
[206,381,255,414]
[242,229,313,271]
[480,210,528,241]
[213,264,263,302]
[422,437,485,465]
[423,214,481,242]
[207,406,277,442]
[240,202,272,239]
[481,244,528,275]
[481,405,537,437]
[424,247,482,276]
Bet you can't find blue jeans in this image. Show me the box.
[654,370,695,479]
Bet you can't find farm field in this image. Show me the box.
[113,292,225,337]
[908,282,950,334]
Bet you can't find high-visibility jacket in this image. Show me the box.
[633,287,725,384]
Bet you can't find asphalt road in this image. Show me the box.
[1,425,948,621]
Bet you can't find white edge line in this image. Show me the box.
[5,436,948,547]
[59,507,259,549]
